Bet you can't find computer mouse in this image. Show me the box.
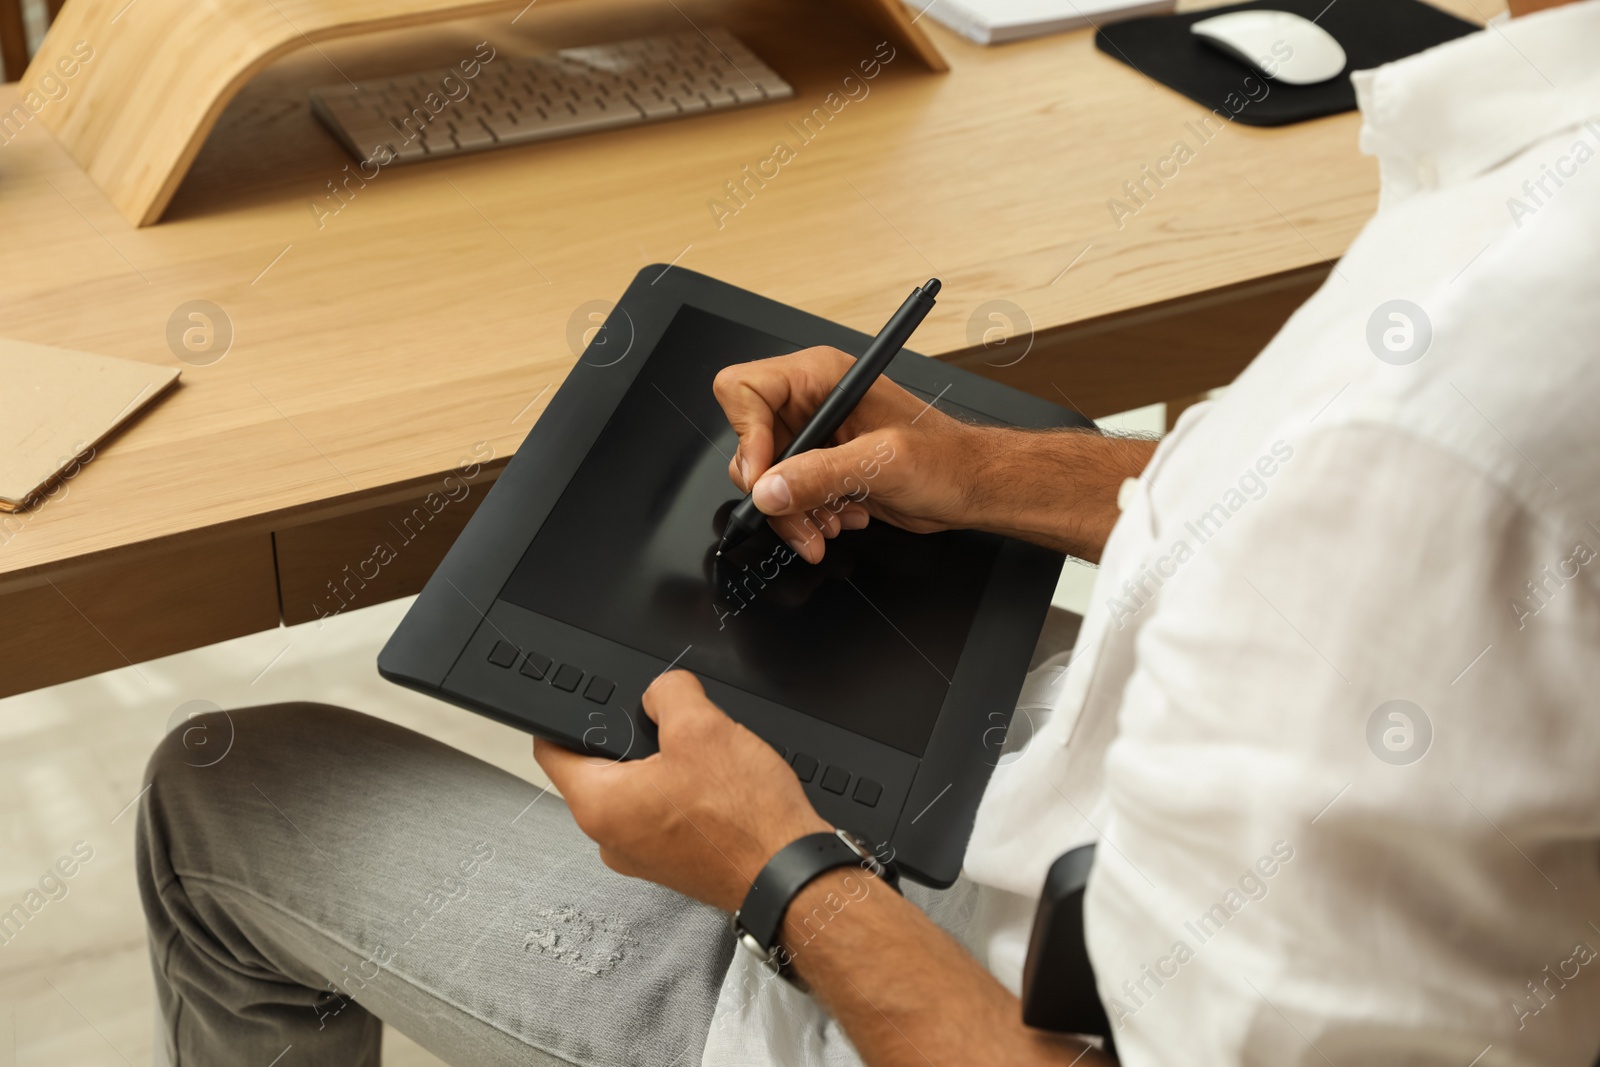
[1190,10,1348,86]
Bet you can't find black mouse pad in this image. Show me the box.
[1095,0,1478,127]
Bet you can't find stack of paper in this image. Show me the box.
[0,338,179,512]
[910,0,1174,45]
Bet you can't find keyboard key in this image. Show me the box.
[526,103,609,136]
[583,676,615,704]
[450,118,497,149]
[519,652,552,680]
[551,664,583,692]
[853,778,883,808]
[820,766,850,795]
[630,92,682,119]
[789,752,818,783]
[487,641,519,668]
[385,135,429,161]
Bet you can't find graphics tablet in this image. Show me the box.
[379,267,1086,885]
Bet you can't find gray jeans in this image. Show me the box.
[135,612,1079,1066]
[136,702,737,1066]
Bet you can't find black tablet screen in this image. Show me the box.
[498,305,1001,757]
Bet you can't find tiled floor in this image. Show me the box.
[0,402,1163,1065]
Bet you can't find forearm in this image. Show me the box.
[961,426,1157,563]
[780,869,1110,1067]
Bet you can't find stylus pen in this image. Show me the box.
[717,277,942,556]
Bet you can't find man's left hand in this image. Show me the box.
[533,670,831,912]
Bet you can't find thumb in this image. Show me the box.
[534,736,614,797]
[752,435,889,518]
[641,669,722,745]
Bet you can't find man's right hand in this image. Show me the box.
[712,347,992,563]
[712,347,1158,564]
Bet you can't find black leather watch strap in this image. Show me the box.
[732,829,898,978]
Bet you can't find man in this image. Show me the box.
[138,1,1600,1063]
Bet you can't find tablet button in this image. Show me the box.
[853,778,882,808]
[488,641,519,668]
[520,652,552,680]
[790,752,818,783]
[583,676,615,704]
[551,664,583,692]
[820,766,850,795]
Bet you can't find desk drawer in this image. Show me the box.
[0,531,279,698]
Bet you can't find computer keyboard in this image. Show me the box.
[310,29,794,163]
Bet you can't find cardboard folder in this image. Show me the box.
[0,337,179,512]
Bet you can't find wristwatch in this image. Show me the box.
[731,828,900,985]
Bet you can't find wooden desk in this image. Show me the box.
[0,0,1495,696]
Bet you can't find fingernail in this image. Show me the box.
[737,452,750,486]
[840,510,869,530]
[753,473,791,512]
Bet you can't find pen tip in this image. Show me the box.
[923,278,941,297]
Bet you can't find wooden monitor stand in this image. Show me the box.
[22,0,946,228]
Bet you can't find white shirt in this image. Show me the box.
[704,5,1600,1063]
